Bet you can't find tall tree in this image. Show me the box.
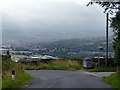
[111,11,120,72]
[87,1,120,72]
[87,2,120,12]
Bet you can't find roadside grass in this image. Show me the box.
[2,72,33,88]
[0,74,2,89]
[25,60,82,71]
[0,56,2,89]
[87,66,116,72]
[102,73,120,89]
[2,55,33,88]
[2,58,24,77]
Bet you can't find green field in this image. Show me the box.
[11,55,28,58]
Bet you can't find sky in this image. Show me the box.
[2,0,112,42]
[0,1,2,44]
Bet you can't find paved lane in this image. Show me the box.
[24,70,112,88]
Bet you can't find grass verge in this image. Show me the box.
[87,66,116,72]
[2,72,33,88]
[2,55,33,89]
[102,73,120,90]
[0,56,2,89]
[0,73,2,89]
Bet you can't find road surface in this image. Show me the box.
[24,70,112,88]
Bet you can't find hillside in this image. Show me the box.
[9,37,114,59]
[34,38,114,58]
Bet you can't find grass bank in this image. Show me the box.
[102,73,120,90]
[25,60,82,71]
[0,74,2,89]
[87,66,116,72]
[2,55,33,88]
[2,72,33,88]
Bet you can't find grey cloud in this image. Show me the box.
[2,1,109,42]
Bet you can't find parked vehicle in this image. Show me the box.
[83,58,93,69]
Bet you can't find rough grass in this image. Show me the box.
[2,72,33,88]
[102,73,120,89]
[25,60,82,71]
[87,66,116,72]
[2,55,33,88]
[0,55,2,89]
[2,59,24,78]
[0,74,2,89]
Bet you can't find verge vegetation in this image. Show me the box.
[0,55,2,89]
[24,60,82,71]
[102,73,120,90]
[87,66,116,72]
[2,55,33,88]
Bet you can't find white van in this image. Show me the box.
[83,58,93,69]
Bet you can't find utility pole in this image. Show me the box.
[105,12,109,67]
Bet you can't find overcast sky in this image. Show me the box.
[2,0,111,42]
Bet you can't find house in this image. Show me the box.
[11,55,28,62]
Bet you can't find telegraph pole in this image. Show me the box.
[105,12,109,67]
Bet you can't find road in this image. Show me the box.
[24,70,112,88]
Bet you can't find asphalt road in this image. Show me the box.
[24,70,112,88]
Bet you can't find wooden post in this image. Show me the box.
[12,69,15,80]
[105,13,109,67]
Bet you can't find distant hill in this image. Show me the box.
[33,37,114,59]
[42,37,113,52]
[4,37,114,59]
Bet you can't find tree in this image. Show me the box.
[87,2,120,12]
[6,50,10,55]
[111,11,120,72]
[87,1,120,72]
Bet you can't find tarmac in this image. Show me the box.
[24,70,113,88]
[83,71,116,78]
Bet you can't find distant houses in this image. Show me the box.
[0,48,12,55]
[11,51,32,55]
[0,47,59,63]
[11,55,28,62]
[11,55,59,63]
